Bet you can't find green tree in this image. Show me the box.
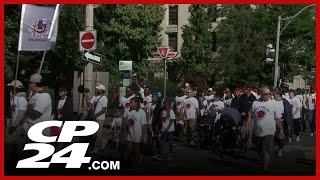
[216,5,315,88]
[178,5,217,82]
[5,5,165,95]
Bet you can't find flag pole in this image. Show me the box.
[14,51,21,95]
[38,50,47,73]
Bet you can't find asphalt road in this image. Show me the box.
[5,130,315,176]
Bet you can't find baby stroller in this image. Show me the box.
[195,106,216,150]
[213,108,242,155]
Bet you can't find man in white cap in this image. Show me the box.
[85,84,108,153]
[25,74,52,135]
[15,74,52,158]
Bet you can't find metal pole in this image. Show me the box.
[274,16,281,89]
[38,50,47,73]
[84,4,94,106]
[14,51,21,95]
[164,59,167,99]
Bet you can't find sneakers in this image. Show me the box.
[310,133,314,137]
[152,154,162,161]
[296,136,300,142]
[278,149,283,157]
[190,141,196,145]
[288,138,292,143]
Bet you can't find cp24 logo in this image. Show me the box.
[16,121,99,168]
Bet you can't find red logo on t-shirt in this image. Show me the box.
[186,103,191,109]
[312,99,315,104]
[125,103,130,109]
[57,108,62,116]
[128,119,135,127]
[177,101,181,106]
[257,111,266,119]
[143,101,148,107]
[116,126,121,132]
[162,117,167,123]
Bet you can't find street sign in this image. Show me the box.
[80,30,96,51]
[82,50,102,65]
[119,61,132,70]
[152,47,178,59]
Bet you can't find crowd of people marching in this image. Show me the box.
[5,73,316,173]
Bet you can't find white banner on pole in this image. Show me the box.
[18,4,58,51]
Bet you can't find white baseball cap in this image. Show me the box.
[185,83,190,87]
[208,88,213,91]
[96,84,106,91]
[29,73,43,83]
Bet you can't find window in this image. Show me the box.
[168,33,178,52]
[169,5,178,25]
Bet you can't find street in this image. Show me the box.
[5,129,315,176]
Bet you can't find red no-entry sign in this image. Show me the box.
[79,30,96,51]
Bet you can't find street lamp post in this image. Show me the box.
[273,4,315,89]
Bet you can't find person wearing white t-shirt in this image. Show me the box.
[120,87,135,116]
[182,88,199,145]
[25,74,52,136]
[111,106,126,157]
[288,90,302,142]
[295,90,305,131]
[6,80,27,146]
[85,84,108,153]
[18,74,52,159]
[212,92,225,122]
[303,89,316,136]
[153,99,176,160]
[124,97,147,168]
[224,91,233,108]
[175,89,186,121]
[245,87,284,173]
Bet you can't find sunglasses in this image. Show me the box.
[126,91,131,93]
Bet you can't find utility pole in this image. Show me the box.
[274,16,281,89]
[84,4,94,107]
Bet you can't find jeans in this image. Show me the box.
[292,118,301,137]
[159,131,175,155]
[309,110,316,133]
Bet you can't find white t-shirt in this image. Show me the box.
[213,100,225,121]
[90,95,108,120]
[11,94,27,123]
[224,98,232,108]
[121,95,135,115]
[308,93,316,110]
[296,95,304,106]
[249,99,282,137]
[57,97,67,119]
[111,116,124,142]
[175,95,186,113]
[26,93,52,136]
[205,95,214,102]
[274,100,284,115]
[161,109,176,132]
[126,109,147,143]
[183,97,199,120]
[289,96,302,119]
[142,94,152,112]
